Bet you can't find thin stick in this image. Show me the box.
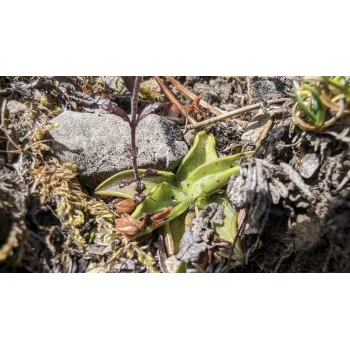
[154,76,197,126]
[187,98,290,130]
[255,108,288,154]
[188,102,259,129]
[255,119,274,151]
[30,164,47,194]
[213,236,233,245]
[164,76,222,116]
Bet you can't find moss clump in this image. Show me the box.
[35,160,157,272]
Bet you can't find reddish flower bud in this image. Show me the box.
[115,199,137,215]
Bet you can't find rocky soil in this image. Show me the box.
[1,76,350,273]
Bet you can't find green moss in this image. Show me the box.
[36,160,157,272]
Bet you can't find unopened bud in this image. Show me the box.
[115,199,137,215]
[134,193,146,203]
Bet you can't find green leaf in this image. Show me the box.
[176,260,187,273]
[303,85,326,126]
[293,84,326,127]
[132,182,192,218]
[162,210,196,256]
[325,76,350,101]
[176,131,218,187]
[95,169,177,198]
[207,196,244,260]
[181,152,253,197]
[293,84,319,125]
[131,182,194,237]
[167,210,188,255]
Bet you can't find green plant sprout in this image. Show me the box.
[293,83,326,127]
[293,76,350,131]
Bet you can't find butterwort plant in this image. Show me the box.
[101,76,163,203]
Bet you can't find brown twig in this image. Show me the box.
[255,108,288,154]
[187,98,290,130]
[255,119,274,151]
[164,76,222,116]
[213,236,233,245]
[30,164,47,194]
[153,76,196,125]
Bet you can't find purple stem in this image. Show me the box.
[130,76,143,194]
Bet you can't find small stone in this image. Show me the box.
[164,255,182,273]
[140,78,161,93]
[104,76,127,94]
[118,258,136,272]
[252,78,278,100]
[300,153,320,179]
[292,214,321,252]
[5,100,35,141]
[184,130,197,146]
[6,100,27,115]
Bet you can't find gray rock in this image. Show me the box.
[48,111,188,187]
[140,78,161,92]
[300,153,320,179]
[104,76,128,94]
[6,99,27,115]
[252,79,277,96]
[183,130,197,146]
[252,77,281,100]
